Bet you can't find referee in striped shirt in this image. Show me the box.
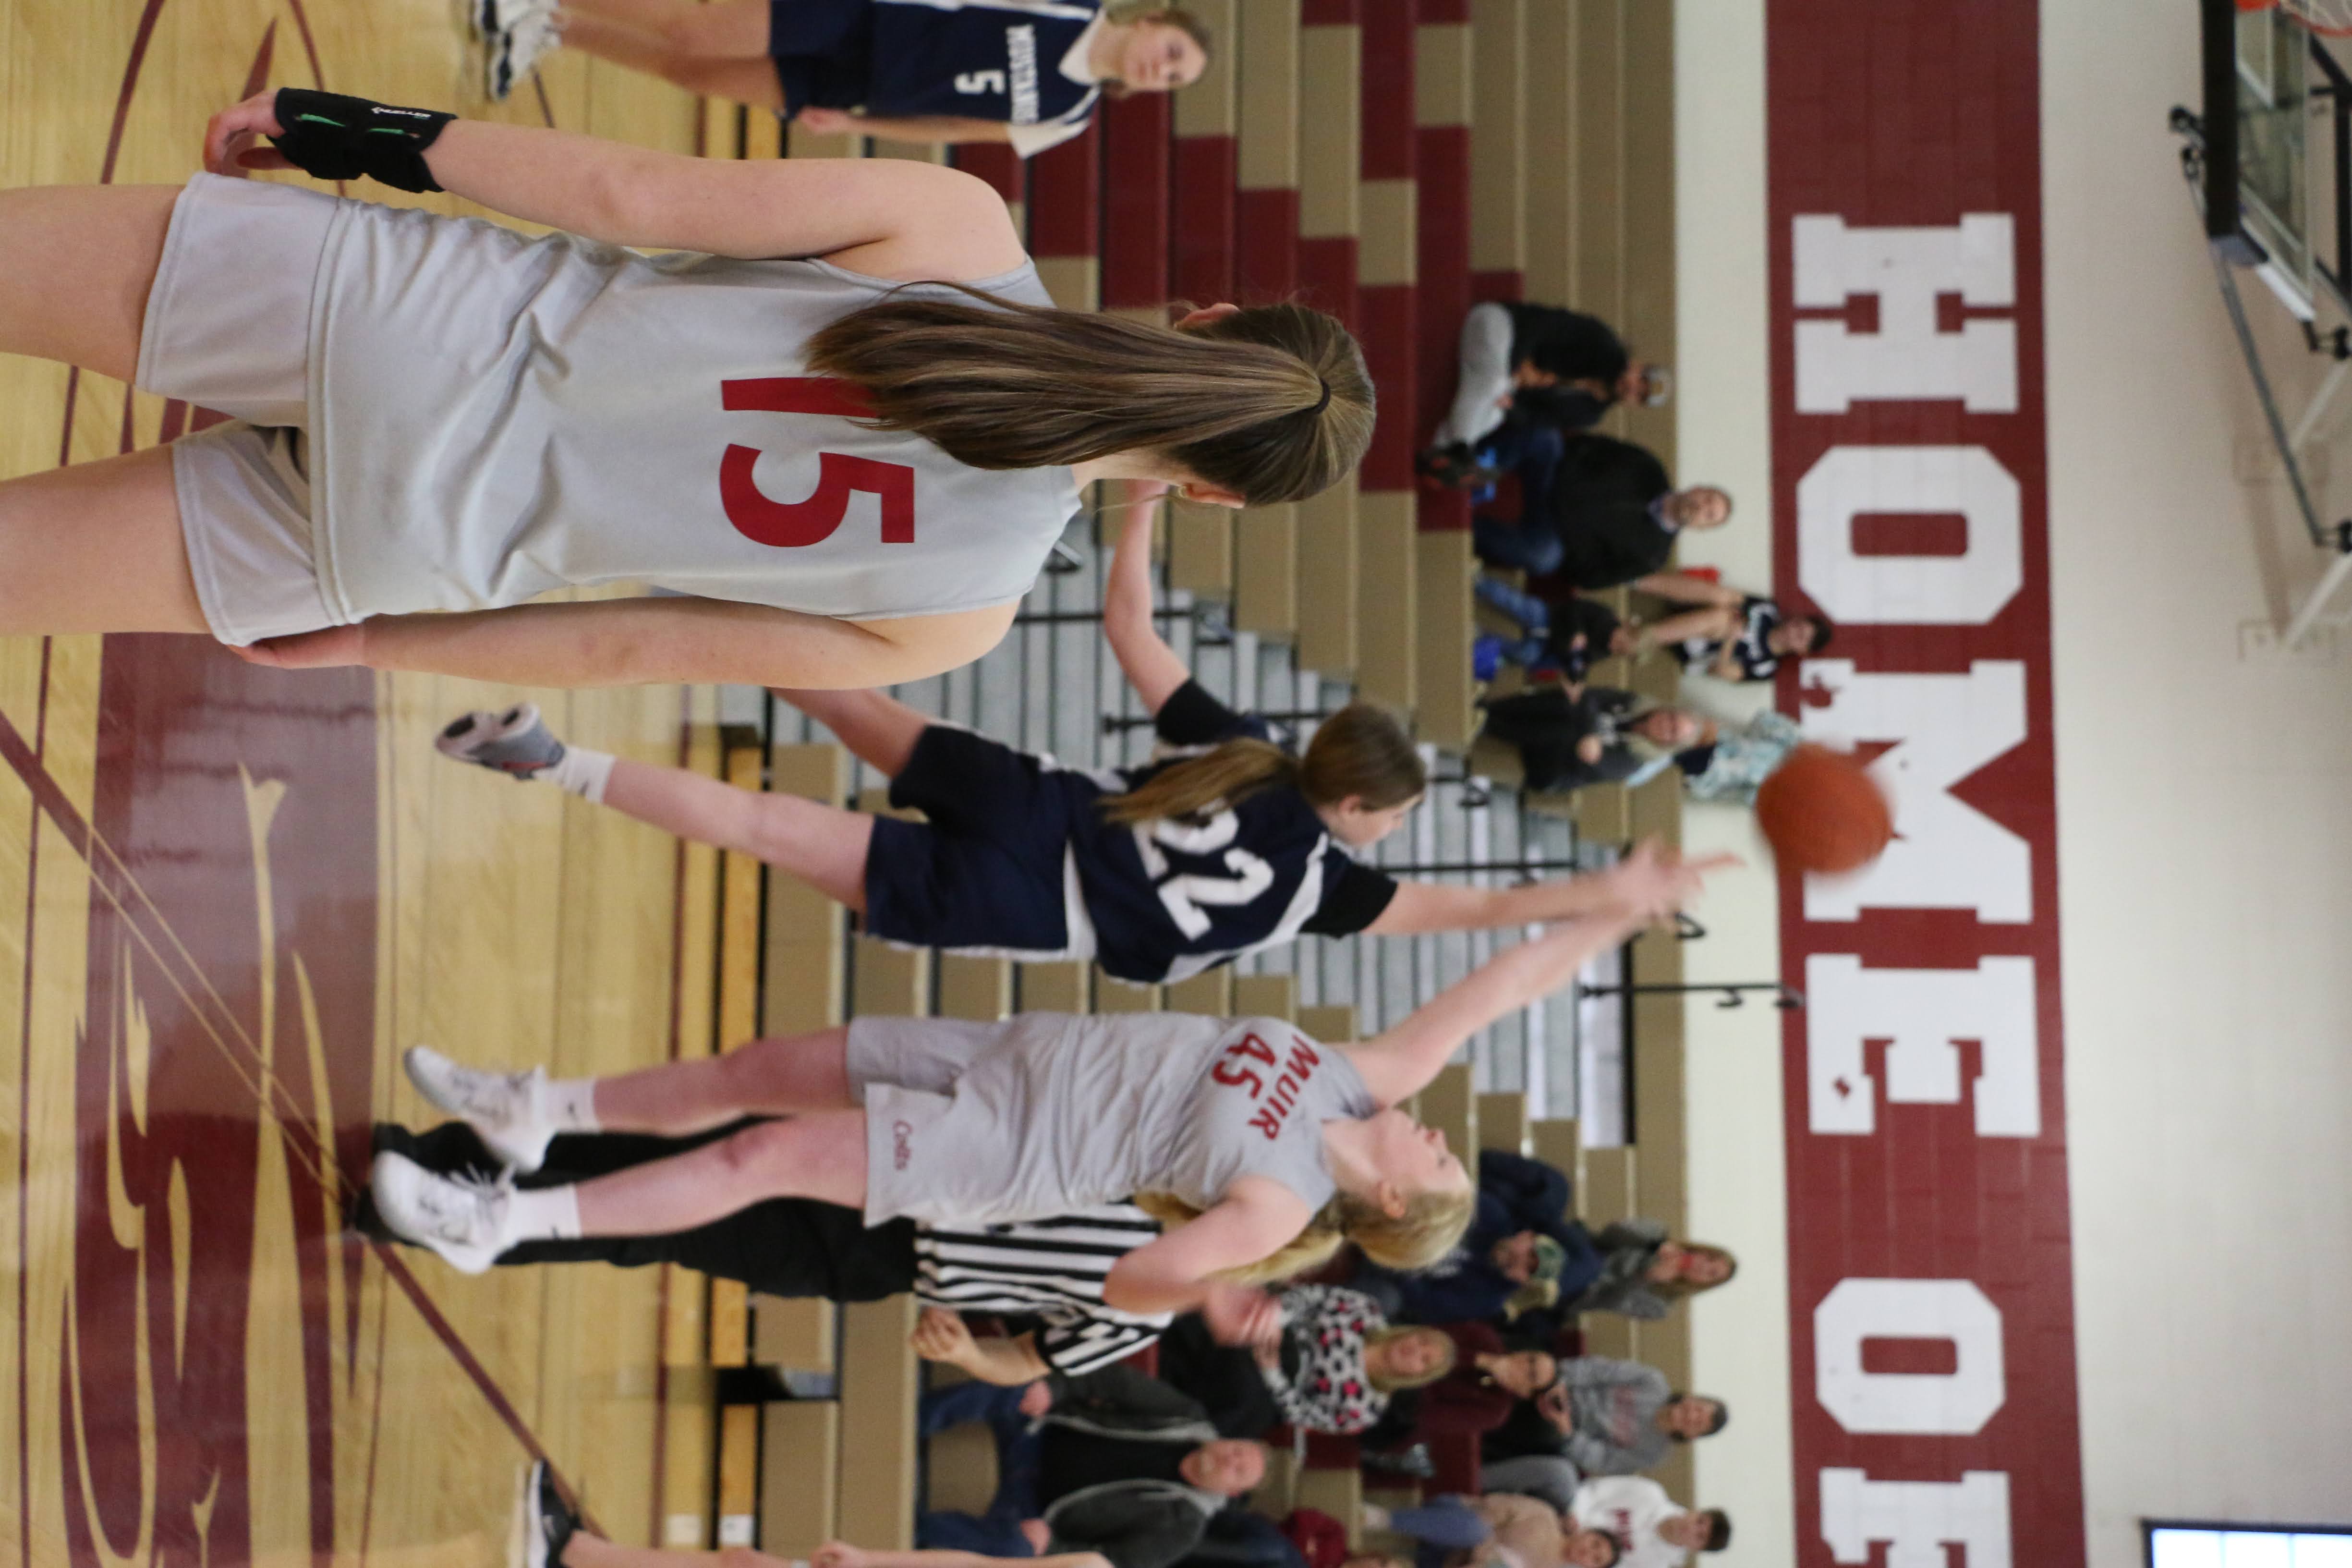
[365,1120,1269,1377]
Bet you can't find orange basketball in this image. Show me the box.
[1754,744,1893,874]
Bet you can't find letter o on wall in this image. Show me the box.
[1815,1278,2005,1434]
[1796,445,2024,625]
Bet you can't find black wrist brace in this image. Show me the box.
[268,89,454,194]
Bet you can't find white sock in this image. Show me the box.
[506,1184,583,1243]
[544,745,617,804]
[542,1076,602,1133]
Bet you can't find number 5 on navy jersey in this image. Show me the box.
[720,377,916,548]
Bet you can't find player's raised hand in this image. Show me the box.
[1201,1282,1282,1347]
[1606,838,1738,925]
[813,1542,870,1568]
[204,90,295,176]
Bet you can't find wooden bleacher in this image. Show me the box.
[669,0,1700,1545]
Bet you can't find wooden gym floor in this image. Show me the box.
[0,1,715,1562]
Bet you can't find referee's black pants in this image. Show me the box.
[364,1120,920,1301]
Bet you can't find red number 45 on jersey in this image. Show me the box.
[720,377,916,547]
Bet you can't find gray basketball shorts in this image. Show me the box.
[135,175,349,645]
[845,1014,1028,1228]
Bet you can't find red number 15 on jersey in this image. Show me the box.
[720,377,916,548]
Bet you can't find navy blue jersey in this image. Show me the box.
[868,0,1104,151]
[1670,595,1783,681]
[1066,683,1399,983]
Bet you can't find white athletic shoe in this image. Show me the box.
[371,1151,514,1275]
[520,1459,581,1568]
[404,1044,560,1174]
[485,0,563,101]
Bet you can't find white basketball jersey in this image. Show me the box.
[306,199,1079,625]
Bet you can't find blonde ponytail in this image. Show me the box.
[1133,1183,1476,1287]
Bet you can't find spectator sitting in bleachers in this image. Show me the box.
[1355,1149,1601,1326]
[1475,687,1715,795]
[917,1359,1268,1568]
[1569,1478,1730,1568]
[1419,302,1668,486]
[1473,584,1637,685]
[1469,434,1731,591]
[1481,1357,1727,1482]
[1559,1225,1736,1323]
[1360,1494,1622,1568]
[1153,1285,1456,1437]
[1355,1325,1561,1456]
[1637,571,1833,682]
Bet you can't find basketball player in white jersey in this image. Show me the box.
[435,502,1727,983]
[0,87,1369,691]
[372,896,1710,1337]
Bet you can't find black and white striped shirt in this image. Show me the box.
[913,1204,1169,1375]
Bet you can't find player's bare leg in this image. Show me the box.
[590,1026,859,1130]
[773,686,929,777]
[436,703,874,909]
[564,1110,868,1234]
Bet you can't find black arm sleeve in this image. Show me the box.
[1153,680,1265,748]
[1300,861,1399,937]
[269,89,452,193]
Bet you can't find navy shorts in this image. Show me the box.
[768,0,873,116]
[861,724,1099,956]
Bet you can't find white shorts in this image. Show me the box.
[136,176,347,644]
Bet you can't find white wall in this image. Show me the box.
[1673,2,1795,1561]
[1674,1,2352,1563]
[2043,0,2352,1558]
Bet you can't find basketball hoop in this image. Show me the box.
[2276,0,2352,37]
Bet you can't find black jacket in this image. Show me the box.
[1038,1365,1234,1568]
[1478,686,1647,794]
[1505,305,1630,387]
[1542,436,1677,589]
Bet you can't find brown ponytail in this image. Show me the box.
[1100,703,1423,827]
[804,295,1374,506]
[1100,738,1297,826]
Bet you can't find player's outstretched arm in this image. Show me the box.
[202,91,1028,279]
[1364,839,1731,936]
[1102,502,1192,714]
[804,109,1019,145]
[1340,911,1649,1108]
[234,597,1016,690]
